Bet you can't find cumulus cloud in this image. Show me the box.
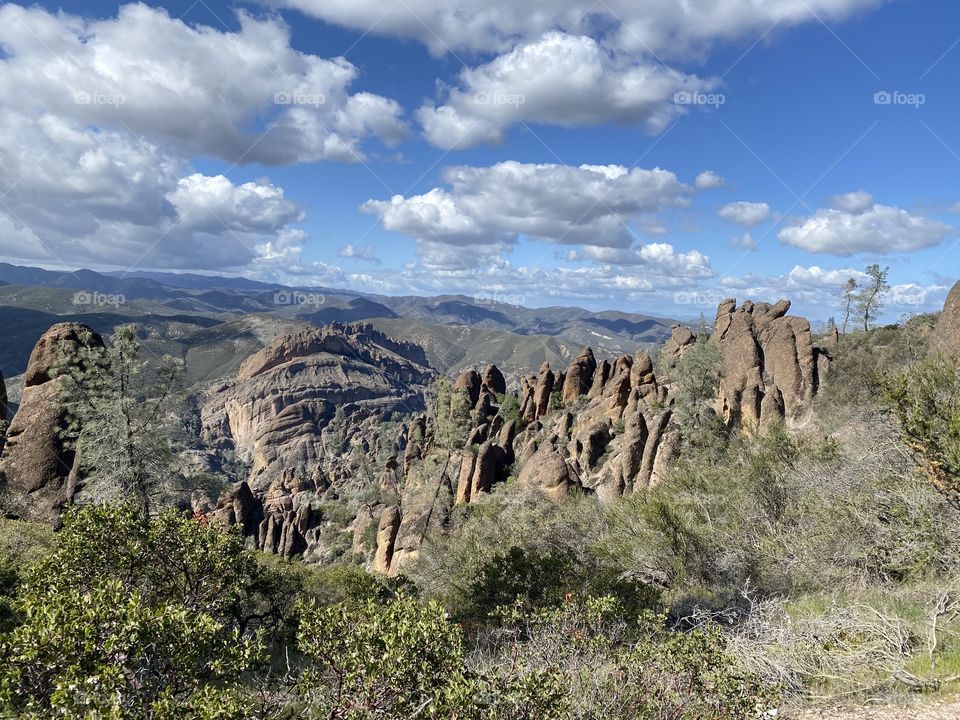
[273,0,883,56]
[778,198,953,255]
[277,0,882,152]
[695,171,726,189]
[361,161,694,250]
[0,3,407,165]
[0,109,307,271]
[718,201,771,227]
[417,32,713,149]
[567,243,712,277]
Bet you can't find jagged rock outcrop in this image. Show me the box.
[0,323,104,523]
[663,325,696,362]
[711,298,824,430]
[202,299,826,574]
[201,323,434,561]
[932,280,960,358]
[518,444,581,500]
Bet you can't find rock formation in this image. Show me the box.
[932,280,960,358]
[711,299,823,430]
[201,322,433,492]
[0,323,104,523]
[200,322,435,561]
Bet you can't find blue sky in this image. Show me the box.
[0,0,958,321]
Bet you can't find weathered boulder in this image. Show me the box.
[469,440,508,497]
[663,325,696,362]
[211,481,262,537]
[932,280,960,358]
[374,506,401,574]
[562,347,597,405]
[517,445,581,500]
[481,364,507,396]
[452,369,481,407]
[0,323,104,523]
[532,363,555,419]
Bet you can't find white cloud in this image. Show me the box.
[362,161,694,249]
[417,32,713,149]
[0,109,307,271]
[829,189,874,213]
[784,265,867,288]
[274,0,883,56]
[0,3,407,165]
[718,201,771,227]
[337,243,381,263]
[778,201,953,255]
[695,171,726,189]
[567,243,712,277]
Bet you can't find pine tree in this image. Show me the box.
[56,324,183,519]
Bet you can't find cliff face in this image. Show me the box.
[200,322,433,491]
[197,322,435,562]
[932,280,960,358]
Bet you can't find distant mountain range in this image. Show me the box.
[0,262,680,384]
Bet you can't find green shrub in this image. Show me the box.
[880,353,960,510]
[0,504,289,718]
[468,545,659,620]
[294,595,569,719]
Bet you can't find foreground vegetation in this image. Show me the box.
[2,314,960,717]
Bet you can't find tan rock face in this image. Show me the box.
[374,506,402,574]
[205,298,825,574]
[663,325,696,362]
[202,323,434,562]
[0,323,104,523]
[561,347,597,405]
[932,280,960,358]
[712,299,824,430]
[201,322,434,492]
